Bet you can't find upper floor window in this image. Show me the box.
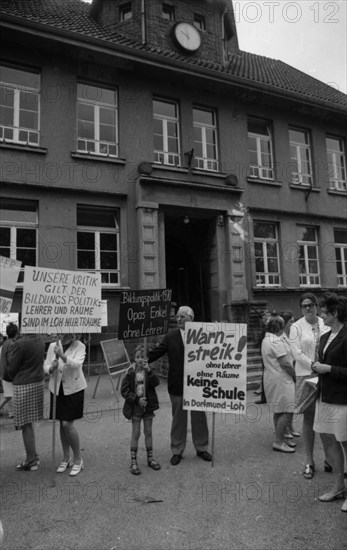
[193,107,218,171]
[326,136,346,191]
[77,84,118,158]
[289,128,313,186]
[334,229,347,287]
[253,221,281,287]
[119,3,132,21]
[193,14,206,31]
[248,118,274,180]
[162,3,175,20]
[153,98,180,166]
[296,225,320,286]
[77,206,120,287]
[0,199,38,284]
[0,66,40,146]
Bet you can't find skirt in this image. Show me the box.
[49,384,84,422]
[313,397,347,442]
[13,381,44,428]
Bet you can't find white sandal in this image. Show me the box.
[56,458,73,473]
[69,459,84,476]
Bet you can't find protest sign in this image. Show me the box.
[21,266,102,334]
[118,289,172,340]
[183,322,247,414]
[0,256,21,314]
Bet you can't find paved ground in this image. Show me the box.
[0,374,346,550]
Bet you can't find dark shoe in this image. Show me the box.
[148,459,161,471]
[170,454,182,466]
[197,451,212,462]
[130,464,141,475]
[324,460,333,473]
[303,464,315,479]
[15,458,39,471]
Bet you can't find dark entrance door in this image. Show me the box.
[164,211,213,321]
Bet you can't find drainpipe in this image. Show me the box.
[141,0,146,45]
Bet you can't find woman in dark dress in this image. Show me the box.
[44,333,86,476]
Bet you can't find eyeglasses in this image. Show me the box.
[301,303,315,309]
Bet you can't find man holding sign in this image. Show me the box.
[148,306,211,465]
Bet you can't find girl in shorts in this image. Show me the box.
[121,345,160,475]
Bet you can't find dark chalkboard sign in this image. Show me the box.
[100,339,131,374]
[118,289,172,340]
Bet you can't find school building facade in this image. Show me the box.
[1,0,346,358]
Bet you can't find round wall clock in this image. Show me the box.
[172,22,201,53]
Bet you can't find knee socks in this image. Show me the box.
[147,448,153,464]
[130,448,138,466]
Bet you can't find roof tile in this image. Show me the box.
[0,0,346,109]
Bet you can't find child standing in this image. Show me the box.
[121,345,161,475]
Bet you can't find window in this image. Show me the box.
[77,206,120,287]
[194,14,206,30]
[253,222,281,287]
[162,3,175,20]
[153,98,180,166]
[193,107,218,171]
[119,3,132,21]
[0,199,38,284]
[0,65,40,146]
[289,128,313,186]
[248,118,274,180]
[335,229,347,286]
[77,84,118,158]
[326,136,346,191]
[296,225,320,286]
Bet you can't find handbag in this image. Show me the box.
[294,375,319,414]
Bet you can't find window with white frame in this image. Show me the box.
[253,221,281,286]
[326,136,346,191]
[162,3,175,20]
[334,229,347,287]
[296,225,320,286]
[193,14,206,30]
[153,98,180,166]
[77,84,118,158]
[119,2,132,21]
[0,65,40,146]
[193,107,218,171]
[289,128,313,186]
[248,118,274,180]
[0,200,38,284]
[77,206,120,286]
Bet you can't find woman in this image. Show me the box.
[44,333,86,476]
[8,333,45,471]
[261,315,296,453]
[0,323,20,418]
[255,310,272,405]
[312,293,347,512]
[289,293,327,479]
[281,311,300,440]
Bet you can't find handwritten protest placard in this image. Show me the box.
[118,289,172,340]
[183,322,247,414]
[21,266,102,334]
[0,256,22,314]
